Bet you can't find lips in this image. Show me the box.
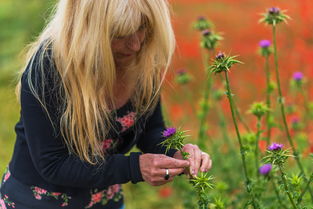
[117,53,135,59]
[121,53,134,57]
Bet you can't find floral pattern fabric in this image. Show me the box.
[31,186,71,207]
[0,195,15,209]
[85,184,122,208]
[27,184,122,208]
[1,168,16,209]
[2,169,10,185]
[116,111,136,132]
[101,111,136,152]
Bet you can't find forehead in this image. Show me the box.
[110,1,151,37]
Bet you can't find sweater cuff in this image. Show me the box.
[129,152,144,184]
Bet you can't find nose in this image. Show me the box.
[126,33,142,52]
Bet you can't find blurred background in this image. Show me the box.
[1,0,313,208]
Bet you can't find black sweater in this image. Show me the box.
[8,48,177,196]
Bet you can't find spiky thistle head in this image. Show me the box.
[159,128,188,155]
[190,172,214,193]
[209,52,243,74]
[193,16,214,31]
[289,174,302,188]
[263,143,293,166]
[200,30,223,50]
[248,102,270,119]
[259,7,290,26]
[175,69,192,85]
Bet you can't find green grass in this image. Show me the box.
[0,85,19,175]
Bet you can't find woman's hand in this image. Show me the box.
[173,144,212,177]
[139,154,190,186]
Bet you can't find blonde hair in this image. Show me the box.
[16,0,176,165]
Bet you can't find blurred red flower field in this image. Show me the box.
[163,0,313,143]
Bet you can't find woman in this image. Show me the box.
[0,0,212,208]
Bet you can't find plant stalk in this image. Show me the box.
[224,71,258,209]
[272,25,313,201]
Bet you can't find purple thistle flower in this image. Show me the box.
[268,7,280,15]
[259,40,271,48]
[268,143,284,151]
[163,128,176,138]
[259,164,272,175]
[197,16,206,21]
[177,69,186,75]
[202,29,211,36]
[291,117,299,124]
[293,72,303,81]
[215,52,225,60]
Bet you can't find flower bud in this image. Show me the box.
[268,7,280,15]
[259,164,272,175]
[268,143,283,151]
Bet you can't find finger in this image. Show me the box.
[155,168,185,177]
[200,153,210,172]
[158,157,190,169]
[157,175,175,184]
[153,174,176,184]
[194,147,202,176]
[208,158,212,170]
[149,180,168,186]
[187,147,195,176]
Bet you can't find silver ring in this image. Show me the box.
[164,169,170,180]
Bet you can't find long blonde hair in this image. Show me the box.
[16,0,176,165]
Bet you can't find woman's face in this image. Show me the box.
[111,26,146,70]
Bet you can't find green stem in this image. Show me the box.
[197,49,212,151]
[255,118,261,178]
[278,166,298,209]
[224,71,258,209]
[300,84,311,132]
[234,100,251,133]
[264,55,272,146]
[272,25,313,201]
[297,172,313,204]
[217,105,235,153]
[220,75,251,133]
[271,177,288,209]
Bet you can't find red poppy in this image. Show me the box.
[258,140,267,152]
[158,186,173,198]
